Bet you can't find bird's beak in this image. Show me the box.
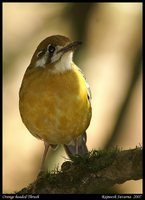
[57,41,82,54]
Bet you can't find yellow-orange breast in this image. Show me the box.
[19,63,92,144]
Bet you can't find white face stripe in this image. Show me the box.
[35,45,63,68]
[35,44,73,74]
[50,45,63,64]
[37,50,44,58]
[35,52,48,68]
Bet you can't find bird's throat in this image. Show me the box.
[49,51,73,74]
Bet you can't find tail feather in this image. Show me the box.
[63,132,88,158]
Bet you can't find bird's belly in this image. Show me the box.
[19,70,91,144]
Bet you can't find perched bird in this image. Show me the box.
[19,35,92,171]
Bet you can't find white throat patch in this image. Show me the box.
[51,51,73,74]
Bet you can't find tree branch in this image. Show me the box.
[17,147,142,194]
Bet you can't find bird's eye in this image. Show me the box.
[37,50,45,58]
[48,45,55,54]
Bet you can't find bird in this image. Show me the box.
[19,35,92,171]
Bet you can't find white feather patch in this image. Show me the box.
[51,51,73,74]
[35,44,73,74]
[35,54,48,68]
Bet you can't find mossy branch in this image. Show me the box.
[16,147,142,194]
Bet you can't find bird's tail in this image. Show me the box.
[63,132,88,159]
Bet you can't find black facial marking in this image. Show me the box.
[37,50,45,58]
[48,45,55,54]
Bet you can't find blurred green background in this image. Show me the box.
[3,3,142,193]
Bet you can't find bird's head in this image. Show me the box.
[30,35,81,74]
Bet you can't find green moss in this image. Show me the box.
[17,147,122,191]
[70,146,121,172]
[135,145,142,150]
[37,147,122,187]
[14,146,142,194]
